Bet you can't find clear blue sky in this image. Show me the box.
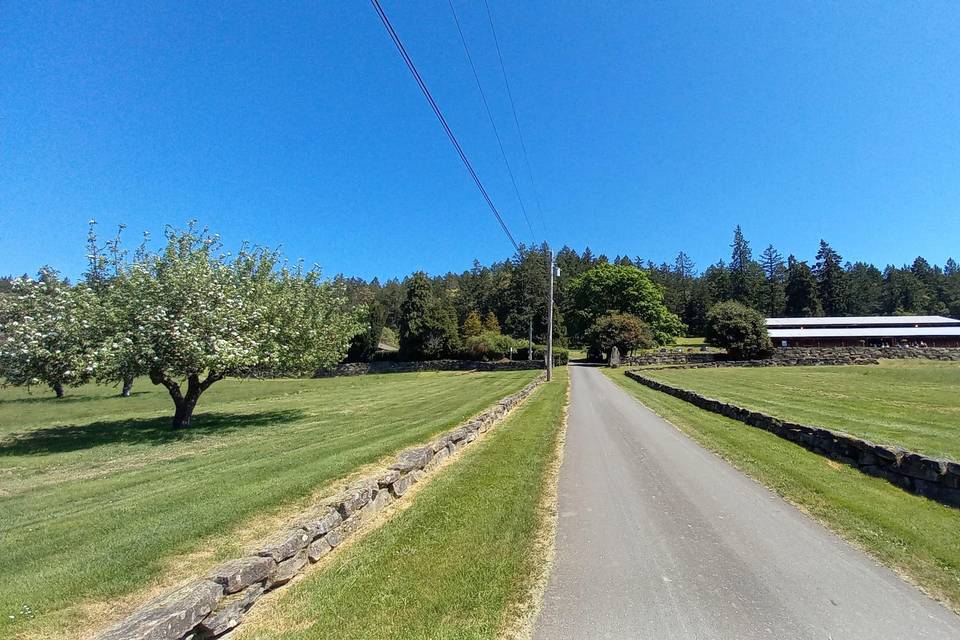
[2,1,959,281]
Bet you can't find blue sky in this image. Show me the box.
[2,1,959,281]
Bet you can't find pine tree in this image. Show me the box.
[462,310,482,338]
[482,311,501,334]
[814,240,848,316]
[728,226,763,306]
[785,256,823,317]
[758,244,786,317]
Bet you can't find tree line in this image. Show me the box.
[336,226,959,358]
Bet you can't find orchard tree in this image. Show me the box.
[584,313,653,358]
[98,223,364,428]
[567,263,685,345]
[0,269,101,397]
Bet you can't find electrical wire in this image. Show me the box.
[371,0,520,252]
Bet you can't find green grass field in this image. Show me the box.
[604,368,960,611]
[0,370,537,638]
[641,360,960,460]
[240,369,569,640]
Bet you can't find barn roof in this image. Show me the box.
[766,315,960,327]
[769,326,960,339]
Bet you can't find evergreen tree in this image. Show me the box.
[729,226,760,305]
[784,256,822,316]
[462,310,482,338]
[758,244,786,317]
[482,311,501,334]
[845,262,883,316]
[399,273,461,360]
[814,240,848,316]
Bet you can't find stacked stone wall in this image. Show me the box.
[95,373,547,640]
[317,359,544,377]
[773,346,960,362]
[624,370,960,508]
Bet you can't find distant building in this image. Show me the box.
[767,315,960,348]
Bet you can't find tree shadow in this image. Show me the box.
[0,391,151,406]
[0,409,305,457]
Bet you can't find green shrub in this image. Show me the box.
[705,301,771,360]
[516,345,569,366]
[463,331,524,361]
[583,313,654,358]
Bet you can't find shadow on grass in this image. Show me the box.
[0,409,305,457]
[0,390,154,406]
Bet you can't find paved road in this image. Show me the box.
[534,365,960,639]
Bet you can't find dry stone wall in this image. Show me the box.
[624,370,960,508]
[624,346,960,368]
[774,346,960,362]
[317,359,544,377]
[94,373,547,640]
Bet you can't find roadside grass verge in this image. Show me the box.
[0,370,538,638]
[641,360,960,460]
[240,368,569,640]
[603,368,960,612]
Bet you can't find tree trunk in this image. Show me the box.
[53,382,65,398]
[150,370,224,429]
[121,375,134,397]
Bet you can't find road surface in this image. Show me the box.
[534,365,960,639]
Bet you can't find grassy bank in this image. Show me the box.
[240,368,569,640]
[0,370,537,638]
[604,368,960,611]
[642,360,960,460]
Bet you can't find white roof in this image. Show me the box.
[769,326,960,339]
[766,316,960,327]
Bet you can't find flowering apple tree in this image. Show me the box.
[98,222,364,428]
[0,269,101,397]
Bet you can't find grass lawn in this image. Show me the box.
[641,360,960,460]
[0,370,538,638]
[239,368,569,640]
[670,336,707,347]
[604,368,960,612]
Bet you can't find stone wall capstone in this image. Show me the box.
[623,370,960,508]
[93,372,547,640]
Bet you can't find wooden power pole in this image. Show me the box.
[547,247,555,381]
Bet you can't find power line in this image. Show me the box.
[482,0,549,240]
[447,0,535,245]
[370,0,520,253]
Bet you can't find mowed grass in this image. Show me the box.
[241,369,569,640]
[0,370,538,637]
[603,368,960,611]
[643,360,960,460]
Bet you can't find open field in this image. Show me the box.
[604,368,960,611]
[670,336,707,347]
[239,369,569,640]
[641,360,960,460]
[0,370,538,638]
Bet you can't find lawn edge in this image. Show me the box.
[497,369,571,640]
[88,372,546,640]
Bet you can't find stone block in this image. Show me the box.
[390,472,416,497]
[325,517,360,548]
[897,454,947,481]
[299,507,343,540]
[95,580,223,640]
[257,528,311,562]
[424,446,449,471]
[332,486,371,519]
[447,427,469,442]
[308,536,332,562]
[377,469,401,486]
[208,556,274,594]
[197,583,263,637]
[267,550,308,589]
[389,446,433,472]
[367,487,394,514]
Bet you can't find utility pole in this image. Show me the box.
[528,318,533,361]
[546,247,555,381]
